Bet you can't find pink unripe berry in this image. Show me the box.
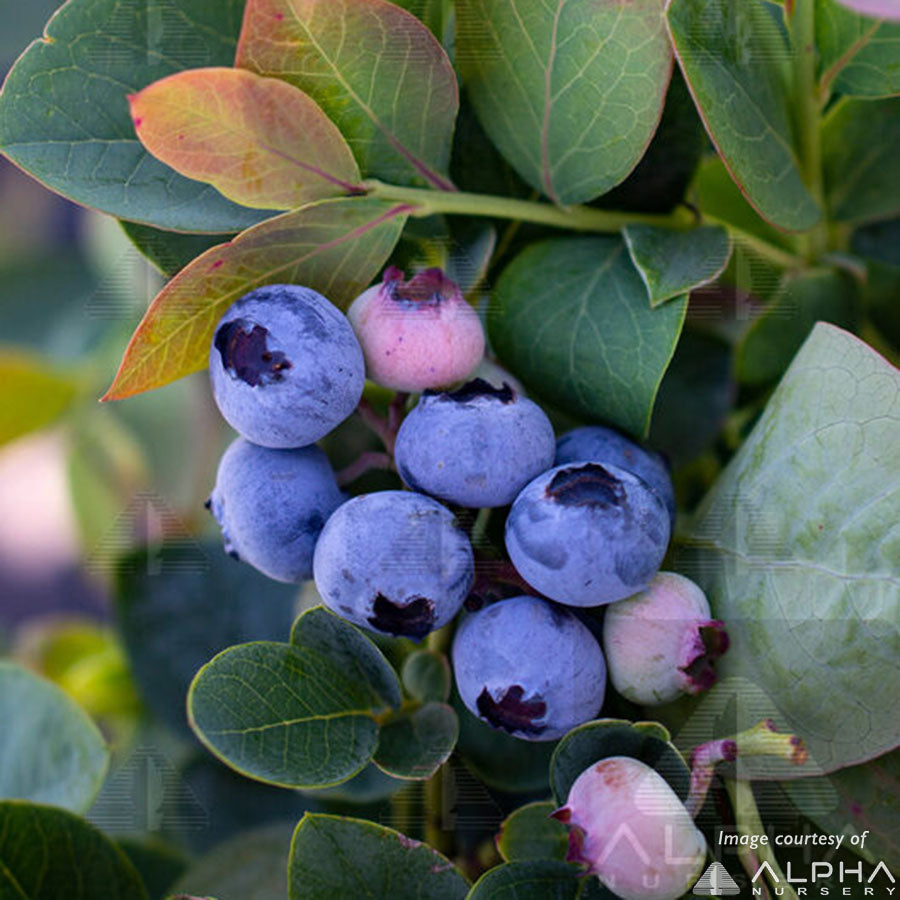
[552,756,707,900]
[347,266,485,391]
[602,572,729,706]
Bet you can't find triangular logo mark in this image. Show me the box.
[694,861,741,896]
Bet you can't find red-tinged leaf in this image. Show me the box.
[129,68,362,211]
[235,0,458,190]
[103,197,409,400]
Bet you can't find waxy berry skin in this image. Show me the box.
[603,572,729,705]
[209,284,364,449]
[313,490,474,640]
[556,425,676,526]
[208,438,345,584]
[394,379,555,508]
[505,462,671,607]
[452,595,606,742]
[347,267,485,392]
[553,756,706,900]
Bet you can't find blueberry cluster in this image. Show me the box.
[206,270,727,744]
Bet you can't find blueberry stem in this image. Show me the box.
[336,450,394,486]
[356,398,399,453]
[726,778,798,900]
[686,719,808,817]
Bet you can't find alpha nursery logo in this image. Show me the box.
[692,858,897,897]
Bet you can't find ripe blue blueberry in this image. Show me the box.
[452,595,606,741]
[207,437,344,583]
[394,379,556,508]
[313,490,474,639]
[555,426,675,525]
[505,462,671,607]
[209,284,365,448]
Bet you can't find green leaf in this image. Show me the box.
[373,702,458,780]
[235,0,458,190]
[0,0,270,232]
[453,692,554,793]
[466,861,587,900]
[736,268,860,385]
[114,541,298,739]
[784,749,900,867]
[624,225,731,307]
[104,197,407,400]
[172,823,294,900]
[677,323,900,773]
[290,606,402,713]
[288,814,469,899]
[0,801,148,900]
[188,641,381,788]
[0,662,109,813]
[402,649,451,703]
[489,236,687,438]
[116,837,188,900]
[823,97,900,224]
[817,0,900,99]
[550,719,690,806]
[120,222,233,277]
[393,0,451,39]
[496,802,568,863]
[0,349,79,445]
[456,0,671,205]
[667,0,821,231]
[861,260,900,353]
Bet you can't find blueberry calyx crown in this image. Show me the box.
[681,620,730,693]
[214,319,292,387]
[545,463,626,508]
[476,684,546,736]
[383,265,460,306]
[425,378,515,405]
[367,593,435,639]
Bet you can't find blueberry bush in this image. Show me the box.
[0,0,898,897]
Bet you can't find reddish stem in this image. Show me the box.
[336,450,394,487]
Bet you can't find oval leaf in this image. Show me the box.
[489,236,687,438]
[115,541,298,739]
[0,662,109,813]
[103,196,408,400]
[236,0,458,189]
[288,814,469,899]
[667,0,821,231]
[373,702,458,780]
[401,649,451,703]
[466,860,589,900]
[817,0,900,99]
[0,0,269,232]
[550,719,690,807]
[290,606,402,712]
[456,0,672,205]
[496,802,569,863]
[0,350,78,446]
[188,641,380,788]
[0,801,147,900]
[677,323,900,773]
[130,68,361,210]
[623,224,731,306]
[823,97,900,224]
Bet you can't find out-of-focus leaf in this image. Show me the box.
[130,68,361,210]
[0,0,270,232]
[120,222,232,278]
[0,349,78,445]
[490,237,687,438]
[236,0,457,189]
[288,814,469,899]
[373,702,457,780]
[668,0,821,231]
[117,837,188,900]
[0,662,109,813]
[456,0,671,205]
[833,0,900,22]
[103,197,407,400]
[402,649,451,703]
[677,323,900,774]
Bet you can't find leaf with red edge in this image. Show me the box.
[235,0,458,190]
[130,68,362,210]
[103,197,409,400]
[667,0,822,232]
